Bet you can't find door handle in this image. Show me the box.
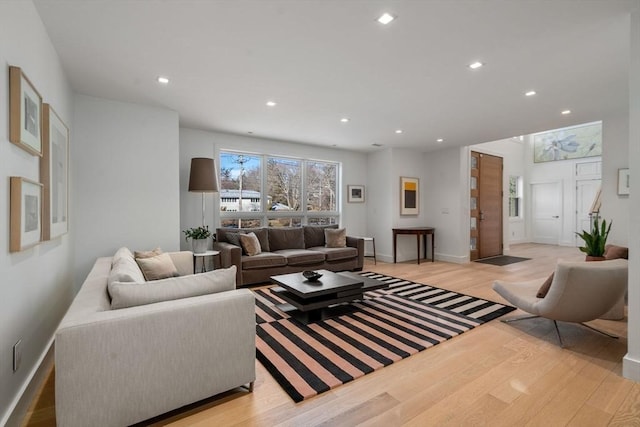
[552,215,559,218]
[479,211,485,221]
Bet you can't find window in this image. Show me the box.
[219,151,340,227]
[509,175,523,218]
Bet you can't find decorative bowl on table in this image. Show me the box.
[302,270,323,282]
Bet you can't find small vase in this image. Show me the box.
[192,238,208,254]
[585,255,606,262]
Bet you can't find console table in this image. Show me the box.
[392,227,435,264]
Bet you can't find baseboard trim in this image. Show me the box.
[623,353,640,382]
[374,253,467,264]
[2,337,54,427]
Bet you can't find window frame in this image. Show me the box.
[219,150,341,227]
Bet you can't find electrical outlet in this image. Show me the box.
[13,340,22,372]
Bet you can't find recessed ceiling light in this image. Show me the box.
[395,129,403,134]
[469,61,483,69]
[157,76,169,84]
[340,118,350,123]
[377,13,395,25]
[561,109,571,115]
[436,138,444,143]
[247,131,253,134]
[525,90,537,96]
[266,101,277,107]
[372,143,383,147]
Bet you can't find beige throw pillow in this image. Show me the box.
[239,232,262,256]
[135,252,179,281]
[134,247,163,259]
[325,228,347,248]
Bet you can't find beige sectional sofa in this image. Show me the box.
[55,248,255,427]
[214,226,364,286]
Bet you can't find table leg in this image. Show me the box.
[423,233,427,262]
[416,235,421,265]
[431,232,435,262]
[393,232,397,263]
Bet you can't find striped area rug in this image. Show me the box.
[254,272,515,402]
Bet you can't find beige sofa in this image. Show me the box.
[214,226,365,286]
[55,248,256,427]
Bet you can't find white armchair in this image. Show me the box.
[492,259,628,346]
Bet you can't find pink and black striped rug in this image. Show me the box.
[254,272,515,402]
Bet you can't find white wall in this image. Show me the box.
[367,149,394,261]
[423,146,468,263]
[0,1,74,423]
[601,113,630,246]
[72,95,180,287]
[624,7,640,382]
[178,128,369,251]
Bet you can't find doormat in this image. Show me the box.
[474,255,531,266]
[253,272,515,402]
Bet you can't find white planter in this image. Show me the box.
[192,238,208,254]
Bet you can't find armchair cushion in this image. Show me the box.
[605,245,628,260]
[536,272,555,298]
[108,266,237,309]
[108,254,145,285]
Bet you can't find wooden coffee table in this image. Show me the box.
[271,270,366,323]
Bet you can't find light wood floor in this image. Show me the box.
[23,244,640,426]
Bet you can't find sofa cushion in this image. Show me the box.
[241,252,287,270]
[274,249,325,266]
[108,266,237,309]
[112,246,134,264]
[239,232,262,256]
[308,246,357,262]
[303,225,338,248]
[217,228,270,252]
[135,252,180,281]
[108,252,145,285]
[325,228,346,248]
[269,227,305,251]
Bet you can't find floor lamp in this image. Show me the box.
[188,157,219,227]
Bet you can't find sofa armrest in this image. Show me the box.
[168,250,194,276]
[213,241,242,285]
[347,236,365,270]
[55,289,255,427]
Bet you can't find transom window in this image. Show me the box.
[219,151,340,228]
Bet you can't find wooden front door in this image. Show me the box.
[470,151,503,260]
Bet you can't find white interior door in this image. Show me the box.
[531,181,562,244]
[575,179,601,245]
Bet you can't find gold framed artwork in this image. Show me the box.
[41,104,70,240]
[10,177,43,252]
[400,177,419,215]
[347,185,365,203]
[9,66,43,156]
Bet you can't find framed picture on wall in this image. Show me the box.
[347,185,365,202]
[41,104,70,240]
[10,177,43,252]
[532,121,601,163]
[400,176,419,215]
[9,66,43,156]
[618,168,630,196]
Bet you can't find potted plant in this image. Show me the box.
[575,216,612,261]
[183,226,211,254]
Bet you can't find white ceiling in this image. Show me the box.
[33,0,636,152]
